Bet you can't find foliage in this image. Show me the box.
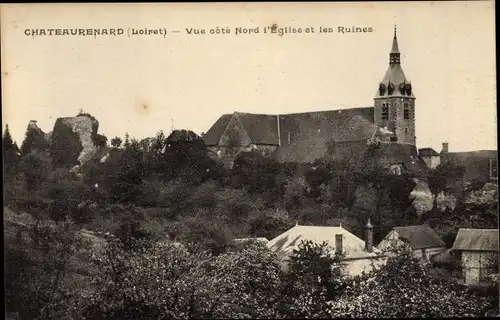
[3,124,21,176]
[99,146,146,203]
[278,240,345,318]
[77,240,283,319]
[327,247,495,318]
[427,162,466,209]
[18,152,52,191]
[20,124,50,156]
[232,150,282,196]
[92,134,108,147]
[5,216,90,320]
[110,136,122,148]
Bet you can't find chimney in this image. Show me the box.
[365,219,374,253]
[335,234,343,255]
[441,142,449,154]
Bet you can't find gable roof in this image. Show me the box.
[419,148,439,157]
[234,112,279,145]
[274,107,378,163]
[267,225,382,260]
[452,228,499,252]
[203,114,232,146]
[392,224,446,249]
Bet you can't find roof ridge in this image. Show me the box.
[283,106,374,116]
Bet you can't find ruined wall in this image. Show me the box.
[50,115,99,169]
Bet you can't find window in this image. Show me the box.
[404,103,410,119]
[405,128,408,135]
[288,132,291,144]
[382,103,389,120]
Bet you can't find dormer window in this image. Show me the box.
[404,103,410,119]
[382,103,389,120]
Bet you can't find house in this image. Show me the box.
[439,142,498,183]
[377,224,447,263]
[451,228,499,285]
[418,148,440,169]
[203,27,427,175]
[266,220,386,277]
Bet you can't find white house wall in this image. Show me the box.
[461,251,498,285]
[341,257,388,277]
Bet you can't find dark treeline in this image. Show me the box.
[3,119,498,319]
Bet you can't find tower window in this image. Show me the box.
[404,103,410,119]
[382,103,389,120]
[405,128,408,135]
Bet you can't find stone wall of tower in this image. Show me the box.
[374,96,415,145]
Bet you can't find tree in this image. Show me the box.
[123,132,131,150]
[428,163,466,210]
[20,125,50,156]
[77,240,283,319]
[110,136,122,148]
[327,247,495,318]
[232,150,281,196]
[3,124,20,178]
[92,133,108,147]
[19,153,52,191]
[100,146,146,203]
[5,217,90,320]
[279,240,345,318]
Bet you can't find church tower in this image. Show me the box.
[374,26,416,145]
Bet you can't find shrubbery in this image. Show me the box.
[4,123,499,319]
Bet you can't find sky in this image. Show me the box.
[1,2,497,152]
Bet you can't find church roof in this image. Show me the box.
[275,107,377,163]
[203,107,379,163]
[203,114,233,146]
[234,112,280,145]
[381,64,410,90]
[375,27,415,99]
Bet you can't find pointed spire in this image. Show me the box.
[391,25,400,54]
[389,25,401,64]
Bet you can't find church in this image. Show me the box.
[202,27,494,179]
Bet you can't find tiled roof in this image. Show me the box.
[203,107,379,164]
[418,148,439,157]
[274,107,377,163]
[267,225,382,261]
[393,224,446,249]
[452,229,499,252]
[441,150,498,181]
[203,114,232,146]
[235,112,279,145]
